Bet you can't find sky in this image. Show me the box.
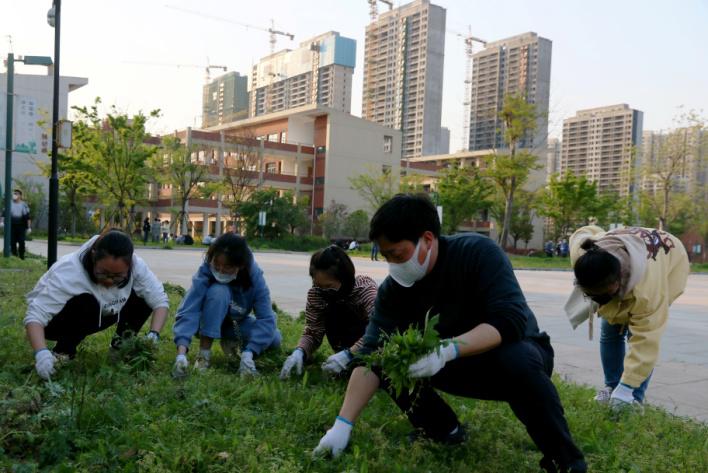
[2,0,707,150]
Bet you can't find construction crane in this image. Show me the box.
[367,0,394,20]
[165,5,294,53]
[451,27,486,151]
[122,60,227,83]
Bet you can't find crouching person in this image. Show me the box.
[172,233,281,377]
[24,230,169,380]
[279,246,377,379]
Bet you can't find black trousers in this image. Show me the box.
[10,223,26,259]
[44,290,153,356]
[378,337,586,472]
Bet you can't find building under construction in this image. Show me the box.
[362,0,447,159]
[249,31,356,118]
[202,71,249,128]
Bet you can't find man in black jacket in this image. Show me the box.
[314,194,586,473]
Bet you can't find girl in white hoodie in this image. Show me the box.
[24,230,169,380]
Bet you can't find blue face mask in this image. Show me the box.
[210,264,238,284]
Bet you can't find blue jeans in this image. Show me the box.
[200,284,281,351]
[599,318,652,402]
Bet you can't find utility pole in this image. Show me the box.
[3,53,14,257]
[47,0,61,268]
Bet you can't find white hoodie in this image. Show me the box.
[24,235,169,328]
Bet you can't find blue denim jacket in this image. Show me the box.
[172,258,277,354]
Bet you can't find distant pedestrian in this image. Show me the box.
[1,189,32,259]
[142,218,151,245]
[151,217,161,242]
[279,245,377,379]
[161,220,170,244]
[370,241,379,261]
[544,240,554,257]
[566,226,689,410]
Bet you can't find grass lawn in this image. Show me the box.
[2,256,707,471]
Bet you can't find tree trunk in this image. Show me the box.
[500,176,516,249]
[180,199,188,235]
[660,185,669,231]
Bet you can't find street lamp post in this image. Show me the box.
[3,53,53,258]
[47,0,61,268]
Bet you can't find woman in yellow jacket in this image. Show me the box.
[568,226,689,409]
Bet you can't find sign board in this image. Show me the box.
[436,206,443,226]
[14,96,41,154]
[258,211,266,227]
[58,120,72,149]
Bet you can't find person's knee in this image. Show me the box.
[205,283,231,302]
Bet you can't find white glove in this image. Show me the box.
[26,227,32,235]
[145,330,160,343]
[313,417,353,457]
[239,350,257,376]
[609,383,635,409]
[408,341,458,379]
[321,350,352,375]
[35,349,56,380]
[172,354,189,378]
[280,348,304,379]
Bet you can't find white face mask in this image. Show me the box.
[211,265,238,284]
[388,238,431,288]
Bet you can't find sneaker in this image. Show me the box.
[609,397,645,414]
[193,356,211,372]
[593,386,613,404]
[407,423,467,445]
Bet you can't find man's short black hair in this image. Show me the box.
[13,189,22,196]
[369,193,440,243]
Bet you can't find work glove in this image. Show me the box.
[408,341,458,379]
[35,349,56,380]
[145,330,160,344]
[313,416,354,458]
[321,350,352,375]
[172,354,189,379]
[280,348,304,379]
[239,350,258,376]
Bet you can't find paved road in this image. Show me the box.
[23,240,708,421]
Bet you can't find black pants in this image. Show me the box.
[378,337,586,472]
[44,291,153,356]
[10,223,26,259]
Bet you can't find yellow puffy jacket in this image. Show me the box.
[569,226,689,387]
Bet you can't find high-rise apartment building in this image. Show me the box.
[560,104,644,196]
[468,32,552,151]
[546,137,561,181]
[249,31,356,118]
[202,71,248,128]
[362,0,446,159]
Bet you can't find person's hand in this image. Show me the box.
[313,416,353,458]
[280,348,304,379]
[145,330,160,344]
[35,349,56,380]
[172,354,189,378]
[239,350,257,376]
[321,350,352,375]
[26,227,32,235]
[408,341,458,378]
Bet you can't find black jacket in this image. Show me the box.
[360,233,545,354]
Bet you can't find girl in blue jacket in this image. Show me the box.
[172,233,281,377]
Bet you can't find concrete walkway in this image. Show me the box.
[20,239,708,422]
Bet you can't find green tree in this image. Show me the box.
[485,94,539,248]
[239,189,306,238]
[318,200,349,240]
[149,136,207,235]
[71,98,160,231]
[535,172,617,241]
[343,209,369,240]
[509,190,535,249]
[437,165,493,234]
[349,166,396,212]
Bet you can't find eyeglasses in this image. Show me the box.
[94,270,129,283]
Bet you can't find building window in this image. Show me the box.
[315,177,325,185]
[383,135,393,153]
[266,162,278,173]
